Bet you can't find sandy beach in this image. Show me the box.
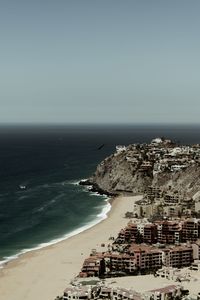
[0,195,141,300]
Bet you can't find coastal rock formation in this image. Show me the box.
[82,139,200,199]
[86,153,152,195]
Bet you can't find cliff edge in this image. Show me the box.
[82,138,200,200]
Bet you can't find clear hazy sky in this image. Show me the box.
[1,0,200,124]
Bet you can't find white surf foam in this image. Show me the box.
[0,183,112,269]
[69,178,87,186]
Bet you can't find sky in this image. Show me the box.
[0,0,200,124]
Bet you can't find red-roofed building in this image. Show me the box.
[128,244,162,271]
[163,245,193,268]
[181,219,199,242]
[146,285,182,300]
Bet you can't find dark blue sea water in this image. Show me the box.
[0,124,200,266]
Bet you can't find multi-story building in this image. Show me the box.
[181,219,199,242]
[128,244,163,271]
[143,224,158,243]
[145,186,162,201]
[79,241,196,278]
[124,223,139,243]
[137,223,157,244]
[163,245,193,268]
[163,205,182,218]
[116,222,157,244]
[104,253,136,274]
[116,219,200,246]
[145,285,183,300]
[163,193,180,205]
[81,255,103,276]
[156,221,181,244]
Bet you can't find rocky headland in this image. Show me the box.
[80,138,200,201]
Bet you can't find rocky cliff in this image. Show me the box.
[81,141,200,200]
[87,152,152,195]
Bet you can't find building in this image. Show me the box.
[139,161,153,172]
[190,260,200,271]
[112,288,142,300]
[116,222,157,244]
[145,285,183,300]
[137,223,157,244]
[104,253,136,274]
[156,221,181,244]
[163,245,193,268]
[181,219,199,242]
[145,186,162,201]
[191,240,200,260]
[128,244,163,271]
[80,255,105,277]
[163,193,180,205]
[124,223,139,243]
[63,286,93,300]
[163,205,182,218]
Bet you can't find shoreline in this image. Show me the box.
[0,182,111,270]
[0,195,141,300]
[0,197,111,270]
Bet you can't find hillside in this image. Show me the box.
[81,138,200,200]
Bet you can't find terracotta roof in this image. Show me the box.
[129,244,162,254]
[169,246,192,252]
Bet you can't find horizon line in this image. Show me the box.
[0,122,200,127]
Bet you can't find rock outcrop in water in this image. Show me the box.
[81,138,200,200]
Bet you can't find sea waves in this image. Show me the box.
[0,180,111,269]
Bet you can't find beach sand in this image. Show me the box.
[0,195,141,300]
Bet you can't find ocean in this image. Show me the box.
[0,124,200,266]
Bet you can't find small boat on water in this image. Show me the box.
[19,185,26,190]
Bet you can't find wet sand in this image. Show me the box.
[0,195,141,300]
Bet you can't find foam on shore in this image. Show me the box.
[0,182,111,269]
[0,195,141,300]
